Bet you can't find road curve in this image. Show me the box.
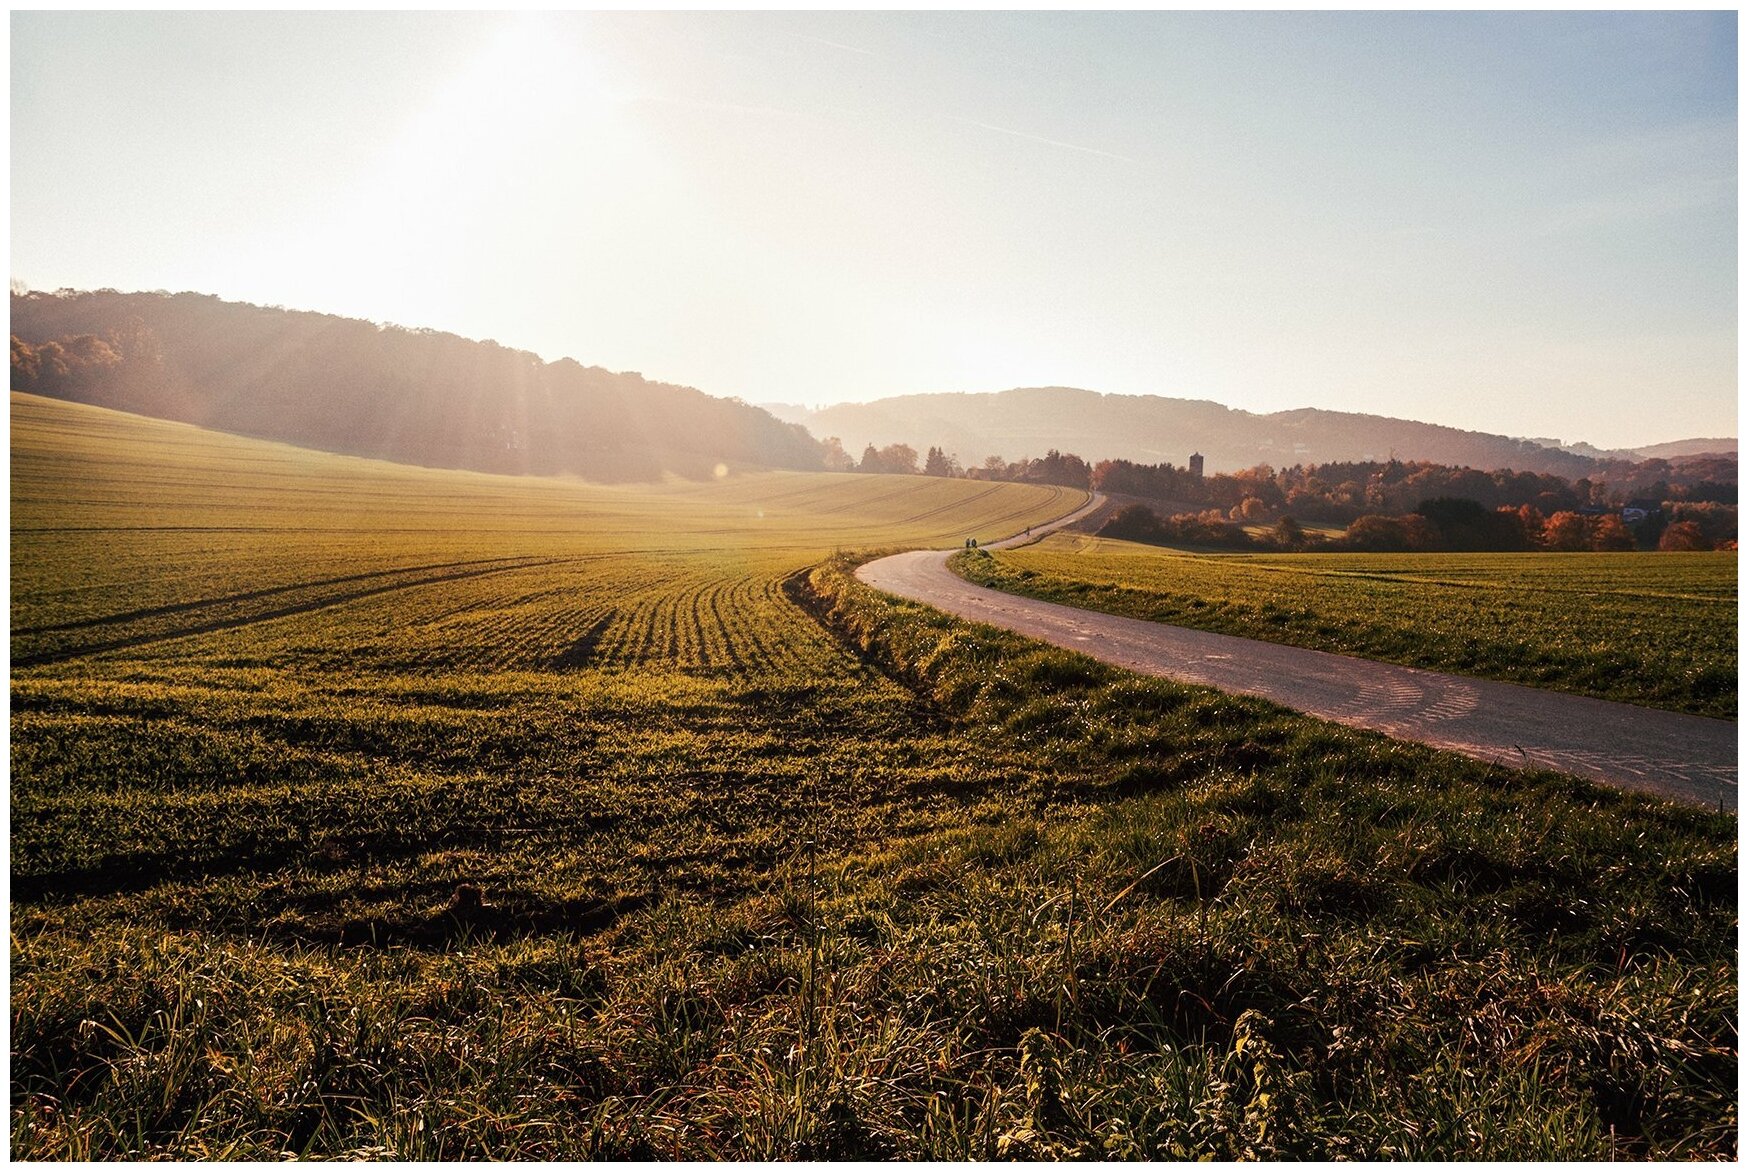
[858,500,1737,811]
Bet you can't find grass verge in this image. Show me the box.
[953,536,1737,719]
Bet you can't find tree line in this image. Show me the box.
[1100,497,1733,553]
[839,441,1736,551]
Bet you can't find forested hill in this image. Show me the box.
[769,386,1646,478]
[10,290,825,480]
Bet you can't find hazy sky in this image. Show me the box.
[12,11,1737,448]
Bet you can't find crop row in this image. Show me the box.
[22,549,849,682]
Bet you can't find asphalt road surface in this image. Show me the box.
[859,498,1737,810]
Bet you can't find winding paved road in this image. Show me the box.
[858,494,1737,810]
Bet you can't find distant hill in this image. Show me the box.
[1632,438,1737,461]
[11,290,824,480]
[1520,436,1737,462]
[768,387,1703,478]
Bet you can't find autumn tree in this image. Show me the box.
[821,436,857,472]
[1589,514,1636,551]
[1542,512,1591,552]
[1659,520,1708,551]
[880,443,919,475]
[1232,496,1270,523]
[1515,504,1546,538]
[1665,501,1737,546]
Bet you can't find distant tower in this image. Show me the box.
[1189,452,1204,479]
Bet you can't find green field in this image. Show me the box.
[958,532,1737,719]
[11,394,1737,1159]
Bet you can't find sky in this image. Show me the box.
[10,10,1737,450]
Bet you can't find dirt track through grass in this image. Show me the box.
[963,532,1737,719]
[860,546,1736,807]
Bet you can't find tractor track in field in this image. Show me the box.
[13,558,571,668]
[14,556,557,637]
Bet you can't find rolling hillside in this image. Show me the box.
[1634,437,1738,460]
[12,391,1074,652]
[769,387,1727,477]
[11,290,824,481]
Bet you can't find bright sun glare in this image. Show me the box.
[359,18,618,242]
[252,16,644,323]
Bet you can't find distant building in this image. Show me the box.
[1189,452,1204,478]
[1622,499,1663,525]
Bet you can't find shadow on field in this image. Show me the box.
[550,608,617,670]
[10,816,626,910]
[323,887,652,949]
